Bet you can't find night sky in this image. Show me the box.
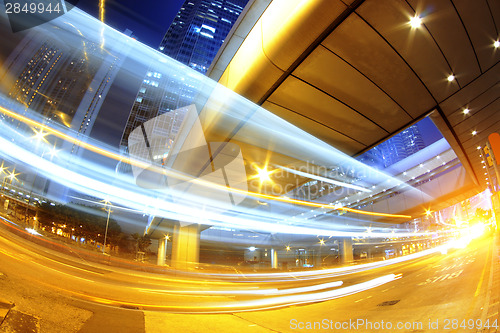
[75,0,185,48]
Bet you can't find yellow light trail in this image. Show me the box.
[36,274,400,313]
[99,0,106,49]
[99,0,105,22]
[0,105,411,219]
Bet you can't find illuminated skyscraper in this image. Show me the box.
[377,124,426,168]
[120,0,249,150]
[159,0,248,73]
[0,23,133,197]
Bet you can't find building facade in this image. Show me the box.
[120,0,249,150]
[0,23,133,198]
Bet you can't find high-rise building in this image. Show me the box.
[0,21,134,198]
[120,0,249,150]
[159,0,248,73]
[357,123,426,169]
[378,124,426,168]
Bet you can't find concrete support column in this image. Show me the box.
[271,248,278,269]
[340,237,353,264]
[171,223,200,270]
[314,248,321,268]
[157,236,167,266]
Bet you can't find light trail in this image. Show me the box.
[30,273,401,313]
[278,165,371,193]
[137,280,343,296]
[99,0,105,49]
[202,241,452,280]
[1,218,481,313]
[0,104,411,220]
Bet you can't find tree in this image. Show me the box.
[37,202,122,245]
[131,233,152,253]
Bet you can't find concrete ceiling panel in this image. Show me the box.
[323,14,435,117]
[439,62,500,116]
[449,84,500,128]
[294,45,412,132]
[455,98,500,138]
[406,0,481,86]
[218,20,284,101]
[267,76,387,146]
[261,100,365,155]
[260,0,346,71]
[357,0,459,103]
[452,0,500,71]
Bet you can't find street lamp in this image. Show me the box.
[24,142,58,226]
[0,162,9,194]
[101,199,112,254]
[164,234,170,263]
[7,169,19,187]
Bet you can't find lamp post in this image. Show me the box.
[101,199,112,254]
[6,170,19,190]
[24,139,58,226]
[0,162,8,194]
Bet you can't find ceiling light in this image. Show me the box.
[447,75,455,82]
[494,40,500,48]
[477,146,482,150]
[463,108,470,115]
[410,15,422,28]
[472,130,477,136]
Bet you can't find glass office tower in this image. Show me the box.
[120,0,250,150]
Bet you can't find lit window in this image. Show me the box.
[201,24,216,33]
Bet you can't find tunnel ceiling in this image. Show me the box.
[209,0,500,195]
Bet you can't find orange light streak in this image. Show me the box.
[0,105,411,219]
